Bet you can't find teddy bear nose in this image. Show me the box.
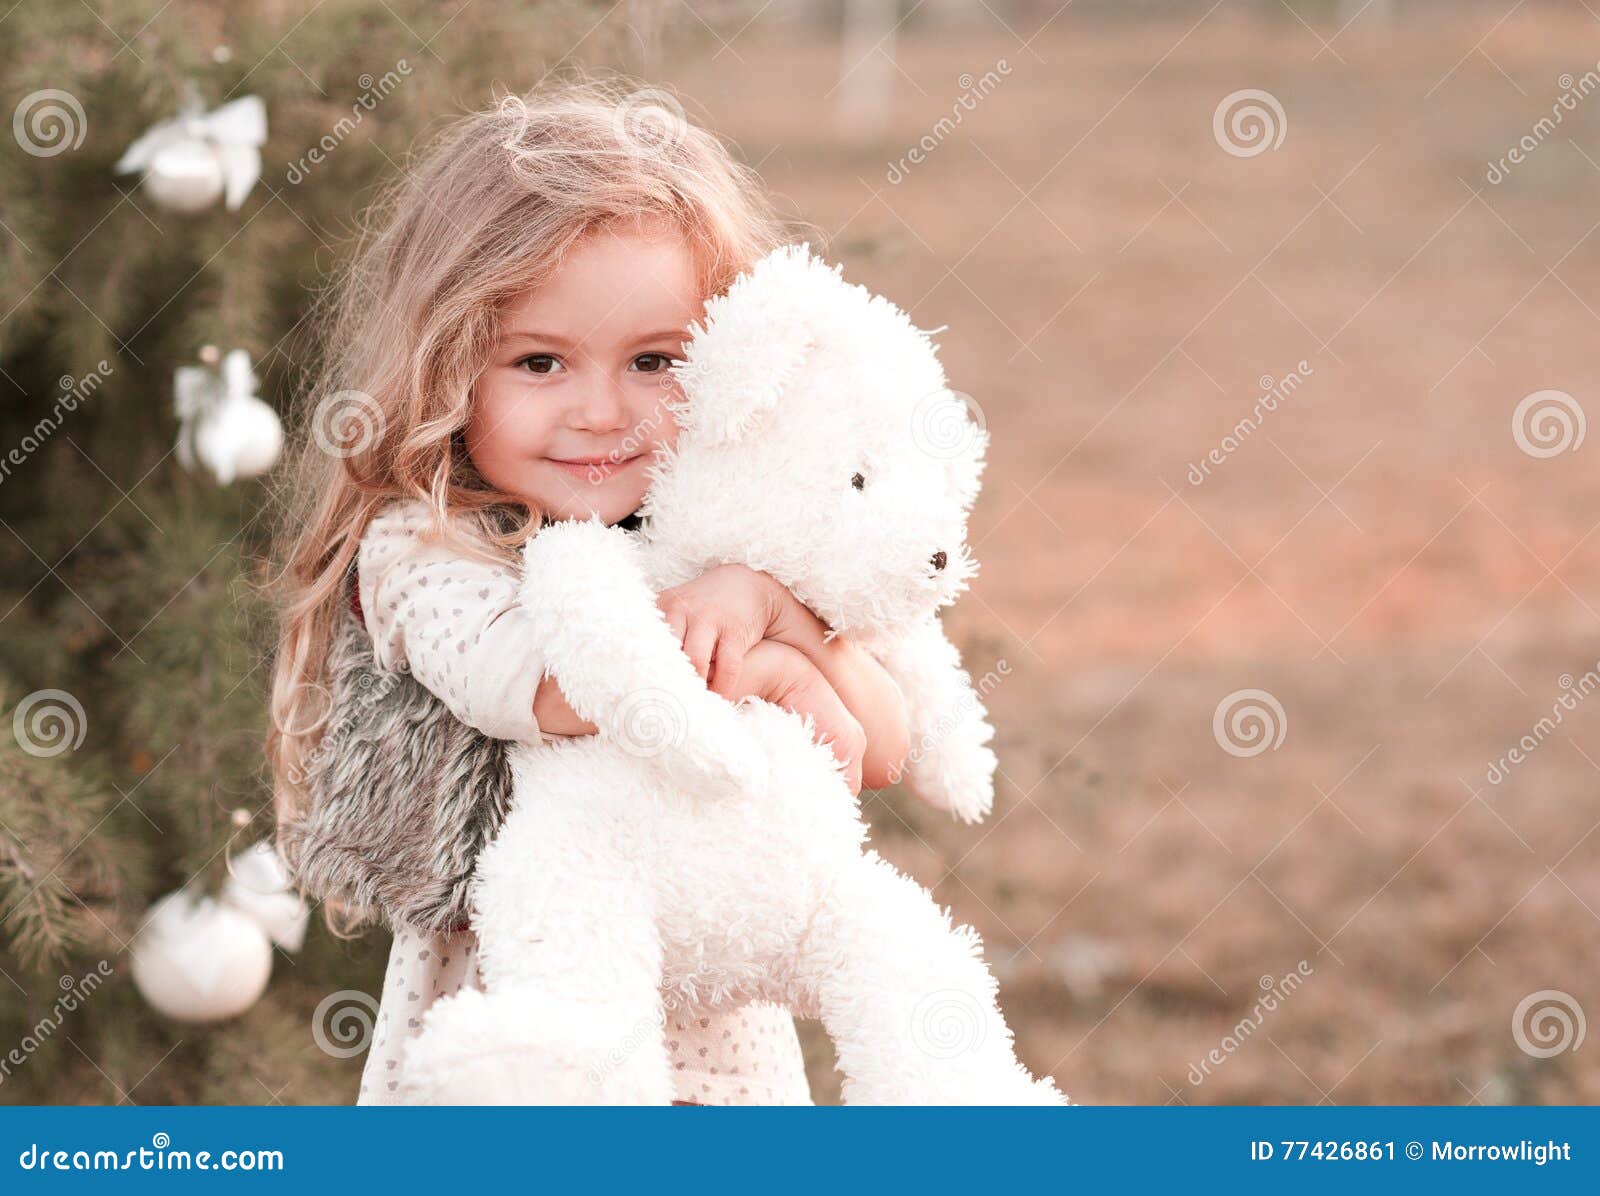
[930,550,947,572]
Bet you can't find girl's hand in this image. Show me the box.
[659,564,910,789]
[762,592,910,791]
[656,564,783,699]
[732,640,867,795]
[533,639,867,792]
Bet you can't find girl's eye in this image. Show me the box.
[851,472,866,490]
[629,353,675,374]
[518,354,564,375]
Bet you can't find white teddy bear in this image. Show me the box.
[399,244,1064,1106]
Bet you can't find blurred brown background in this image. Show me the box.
[655,0,1600,1104]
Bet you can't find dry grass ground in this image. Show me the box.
[669,3,1600,1104]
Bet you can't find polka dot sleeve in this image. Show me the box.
[357,500,544,743]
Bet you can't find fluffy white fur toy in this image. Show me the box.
[399,244,1064,1106]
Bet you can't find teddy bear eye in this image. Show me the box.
[851,472,865,490]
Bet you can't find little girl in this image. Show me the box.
[269,82,910,1105]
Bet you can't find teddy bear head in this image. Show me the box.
[640,244,987,642]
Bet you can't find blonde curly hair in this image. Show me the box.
[267,78,790,839]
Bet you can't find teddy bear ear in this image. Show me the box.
[671,243,828,447]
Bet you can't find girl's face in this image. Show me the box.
[466,218,699,523]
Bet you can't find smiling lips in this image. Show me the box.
[547,454,643,481]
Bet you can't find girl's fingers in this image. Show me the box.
[708,640,746,698]
[662,605,687,644]
[790,678,865,795]
[682,620,717,680]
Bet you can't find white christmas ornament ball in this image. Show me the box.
[141,139,226,213]
[173,349,284,485]
[193,387,283,482]
[130,889,273,1023]
[223,840,310,952]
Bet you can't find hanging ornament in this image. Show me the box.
[223,839,310,952]
[130,840,311,1023]
[130,890,274,1023]
[113,87,266,213]
[174,348,283,484]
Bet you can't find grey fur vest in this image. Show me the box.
[277,596,513,935]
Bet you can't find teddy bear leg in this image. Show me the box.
[398,984,673,1105]
[400,794,675,1105]
[794,851,1066,1106]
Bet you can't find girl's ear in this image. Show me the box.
[670,243,827,447]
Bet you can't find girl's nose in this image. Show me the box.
[570,373,629,433]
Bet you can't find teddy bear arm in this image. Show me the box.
[519,519,763,796]
[870,618,998,824]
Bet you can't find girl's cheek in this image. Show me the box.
[639,377,681,437]
[474,386,547,454]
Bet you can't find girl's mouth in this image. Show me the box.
[547,454,642,481]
